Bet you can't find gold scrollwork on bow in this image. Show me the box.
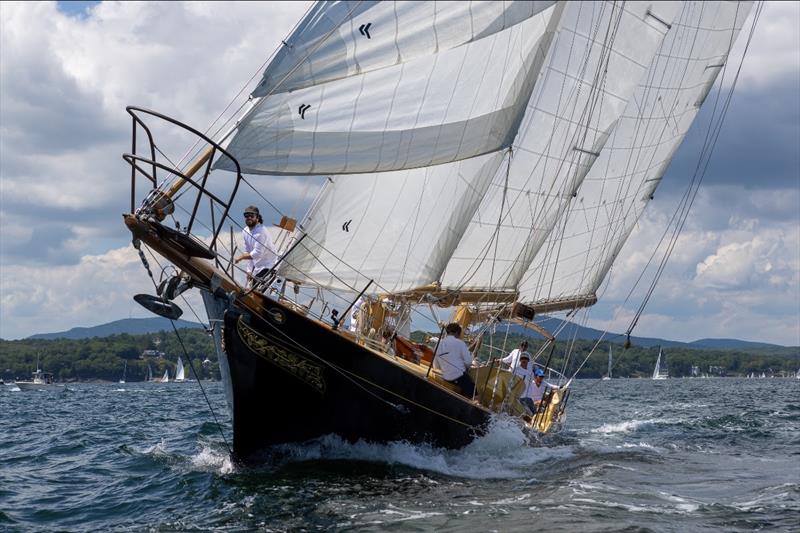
[237,318,326,393]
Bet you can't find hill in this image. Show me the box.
[506,316,790,350]
[27,318,204,340]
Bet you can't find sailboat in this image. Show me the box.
[119,361,127,384]
[602,346,612,380]
[161,368,170,384]
[174,357,187,382]
[146,364,153,382]
[652,347,669,380]
[120,1,754,461]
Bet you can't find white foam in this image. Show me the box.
[190,444,235,474]
[276,417,573,479]
[591,419,659,434]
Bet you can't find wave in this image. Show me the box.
[270,417,574,479]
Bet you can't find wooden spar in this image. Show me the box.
[164,146,215,200]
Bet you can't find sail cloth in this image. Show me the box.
[268,1,753,306]
[281,152,506,292]
[439,0,681,291]
[216,1,559,175]
[517,1,754,308]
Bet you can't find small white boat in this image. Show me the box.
[174,357,186,382]
[119,361,127,384]
[652,348,669,380]
[161,368,170,383]
[602,346,612,380]
[16,369,55,391]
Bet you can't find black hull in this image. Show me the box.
[222,300,491,462]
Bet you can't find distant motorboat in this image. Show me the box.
[16,368,56,391]
[652,348,669,380]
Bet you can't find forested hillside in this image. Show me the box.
[1,328,797,382]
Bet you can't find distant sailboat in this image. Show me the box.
[119,361,127,384]
[602,346,612,380]
[161,368,169,383]
[174,357,186,382]
[146,364,153,382]
[652,348,669,380]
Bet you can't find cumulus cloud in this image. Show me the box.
[0,1,797,346]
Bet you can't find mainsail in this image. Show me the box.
[517,1,753,308]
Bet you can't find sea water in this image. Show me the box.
[1,378,797,531]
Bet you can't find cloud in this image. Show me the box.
[0,1,797,347]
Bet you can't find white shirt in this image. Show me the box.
[242,223,278,274]
[512,364,532,380]
[501,348,527,369]
[433,335,473,381]
[349,297,364,333]
[521,377,554,402]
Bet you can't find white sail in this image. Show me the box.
[439,1,681,292]
[517,1,753,307]
[175,357,186,382]
[281,1,682,294]
[119,361,127,384]
[281,152,505,292]
[162,369,169,383]
[218,1,558,175]
[653,348,668,379]
[603,346,612,380]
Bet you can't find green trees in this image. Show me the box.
[0,329,218,382]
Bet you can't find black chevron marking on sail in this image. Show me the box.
[342,219,352,232]
[298,104,311,119]
[359,22,372,39]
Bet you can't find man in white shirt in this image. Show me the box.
[501,340,529,370]
[234,206,278,287]
[519,367,553,415]
[433,323,475,399]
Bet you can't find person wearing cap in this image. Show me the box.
[511,351,533,380]
[234,205,278,287]
[501,340,529,370]
[432,323,476,399]
[518,367,551,415]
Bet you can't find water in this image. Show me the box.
[1,378,798,531]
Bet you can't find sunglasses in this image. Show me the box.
[243,212,257,218]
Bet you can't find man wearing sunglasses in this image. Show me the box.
[234,205,278,287]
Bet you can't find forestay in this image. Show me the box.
[517,1,753,307]
[217,0,557,175]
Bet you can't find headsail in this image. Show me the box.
[217,1,559,175]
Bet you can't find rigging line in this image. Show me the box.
[169,321,233,456]
[150,1,362,202]
[627,1,760,336]
[619,5,742,308]
[247,308,482,429]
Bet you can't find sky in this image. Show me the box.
[0,1,798,346]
